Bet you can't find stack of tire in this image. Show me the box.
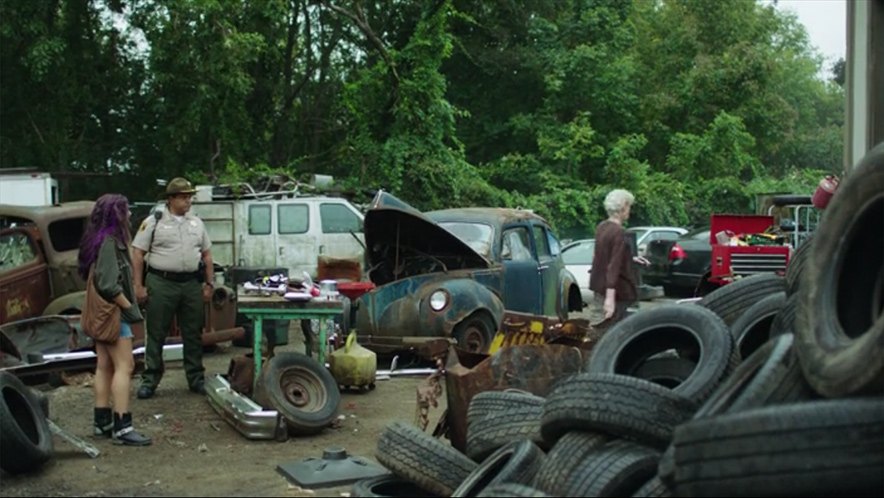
[352,143,883,497]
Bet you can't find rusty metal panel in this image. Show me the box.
[443,343,584,453]
[0,228,52,323]
[488,311,593,353]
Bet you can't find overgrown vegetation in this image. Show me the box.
[0,0,843,235]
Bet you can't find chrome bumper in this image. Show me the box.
[205,374,287,441]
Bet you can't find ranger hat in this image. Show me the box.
[163,177,198,198]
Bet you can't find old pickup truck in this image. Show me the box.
[1,202,94,322]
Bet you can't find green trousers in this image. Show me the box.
[140,274,205,389]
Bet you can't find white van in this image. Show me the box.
[158,195,365,280]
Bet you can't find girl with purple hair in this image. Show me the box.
[79,194,151,446]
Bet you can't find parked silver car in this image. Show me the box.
[561,238,595,305]
[626,226,688,257]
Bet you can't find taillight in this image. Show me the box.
[669,243,687,262]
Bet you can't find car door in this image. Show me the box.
[235,202,279,269]
[316,200,365,265]
[0,229,51,323]
[532,224,561,316]
[501,225,542,313]
[275,201,318,278]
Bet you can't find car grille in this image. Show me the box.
[730,253,788,276]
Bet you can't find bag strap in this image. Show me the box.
[147,210,163,253]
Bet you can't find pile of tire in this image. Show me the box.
[350,143,884,497]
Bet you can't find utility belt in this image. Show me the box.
[148,267,200,283]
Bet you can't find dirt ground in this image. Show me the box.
[0,325,444,498]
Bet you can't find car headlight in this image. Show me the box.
[429,290,449,312]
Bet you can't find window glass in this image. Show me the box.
[279,204,309,234]
[656,231,681,241]
[547,230,562,257]
[248,204,271,235]
[439,222,494,257]
[0,232,38,272]
[533,225,550,258]
[47,217,86,252]
[319,203,362,234]
[501,227,533,261]
[562,240,595,265]
[626,228,649,241]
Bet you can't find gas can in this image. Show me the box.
[328,331,377,391]
[812,175,840,209]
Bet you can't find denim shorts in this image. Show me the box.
[120,322,133,339]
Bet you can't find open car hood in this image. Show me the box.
[364,191,490,285]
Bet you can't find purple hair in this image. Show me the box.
[78,194,131,279]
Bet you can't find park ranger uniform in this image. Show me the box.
[133,208,211,393]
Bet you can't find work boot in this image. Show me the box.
[136,385,155,399]
[112,412,152,446]
[93,407,112,438]
[189,378,206,395]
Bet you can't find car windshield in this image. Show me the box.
[562,240,595,265]
[438,222,494,257]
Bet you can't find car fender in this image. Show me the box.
[41,291,86,316]
[423,278,505,338]
[559,268,582,314]
[358,275,504,340]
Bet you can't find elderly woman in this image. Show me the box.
[588,189,649,330]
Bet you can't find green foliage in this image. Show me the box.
[0,0,845,239]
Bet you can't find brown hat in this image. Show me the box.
[163,177,197,197]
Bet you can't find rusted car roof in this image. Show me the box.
[0,201,95,226]
[1,202,94,254]
[428,207,549,227]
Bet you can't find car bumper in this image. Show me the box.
[205,374,288,441]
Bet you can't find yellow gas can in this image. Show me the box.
[329,331,377,391]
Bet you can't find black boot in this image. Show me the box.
[112,412,152,446]
[93,407,112,437]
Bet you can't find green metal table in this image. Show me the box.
[237,295,343,388]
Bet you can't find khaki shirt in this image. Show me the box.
[132,211,211,272]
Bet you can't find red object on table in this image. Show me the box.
[337,282,376,300]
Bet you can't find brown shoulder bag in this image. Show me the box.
[82,268,121,343]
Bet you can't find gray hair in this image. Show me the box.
[603,189,635,216]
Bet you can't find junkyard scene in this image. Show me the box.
[1,1,883,497]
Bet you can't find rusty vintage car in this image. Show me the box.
[350,191,583,354]
[1,201,94,322]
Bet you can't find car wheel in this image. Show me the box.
[453,313,496,354]
[252,352,340,434]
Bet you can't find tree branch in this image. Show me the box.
[320,0,400,84]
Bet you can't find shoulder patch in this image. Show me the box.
[139,220,148,232]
